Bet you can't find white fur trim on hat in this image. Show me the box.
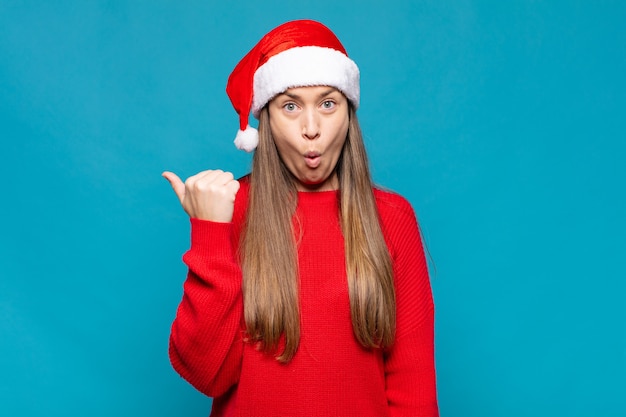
[251,46,360,118]
[234,125,259,152]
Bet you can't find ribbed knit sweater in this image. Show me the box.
[169,179,438,416]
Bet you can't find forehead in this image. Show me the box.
[277,86,343,99]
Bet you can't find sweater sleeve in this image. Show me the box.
[168,217,244,398]
[380,195,439,417]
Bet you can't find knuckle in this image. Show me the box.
[195,181,211,192]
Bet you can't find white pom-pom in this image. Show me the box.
[234,125,259,152]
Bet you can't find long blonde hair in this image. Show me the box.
[241,105,395,362]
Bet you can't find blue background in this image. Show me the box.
[1,1,624,416]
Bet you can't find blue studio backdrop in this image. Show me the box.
[1,1,624,416]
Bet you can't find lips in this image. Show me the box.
[304,151,321,169]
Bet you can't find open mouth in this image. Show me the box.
[304,151,321,168]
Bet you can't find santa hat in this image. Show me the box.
[226,19,360,152]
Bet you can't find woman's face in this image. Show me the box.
[268,86,349,192]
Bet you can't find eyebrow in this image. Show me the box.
[282,88,338,100]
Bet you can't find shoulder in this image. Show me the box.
[237,173,251,189]
[373,187,416,222]
[373,188,423,259]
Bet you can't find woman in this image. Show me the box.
[163,19,438,417]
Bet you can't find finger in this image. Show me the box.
[226,179,241,195]
[191,170,234,190]
[186,169,221,190]
[191,169,222,181]
[195,169,229,185]
[214,170,235,185]
[162,171,186,203]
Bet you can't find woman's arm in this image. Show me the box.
[169,218,244,397]
[163,170,245,397]
[379,193,439,416]
[384,314,438,416]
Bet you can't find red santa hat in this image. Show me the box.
[226,19,360,152]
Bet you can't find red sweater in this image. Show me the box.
[169,179,438,416]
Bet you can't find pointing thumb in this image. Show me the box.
[162,171,185,203]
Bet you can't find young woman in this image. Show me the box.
[163,19,438,417]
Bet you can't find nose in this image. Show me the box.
[302,109,320,140]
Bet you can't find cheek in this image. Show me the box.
[270,117,298,146]
[269,124,297,162]
[272,132,298,157]
[333,119,349,148]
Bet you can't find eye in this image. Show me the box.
[283,102,297,112]
[321,100,335,109]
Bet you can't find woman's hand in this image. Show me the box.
[162,170,240,223]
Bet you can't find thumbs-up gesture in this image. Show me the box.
[162,170,240,223]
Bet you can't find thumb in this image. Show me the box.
[162,171,185,203]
